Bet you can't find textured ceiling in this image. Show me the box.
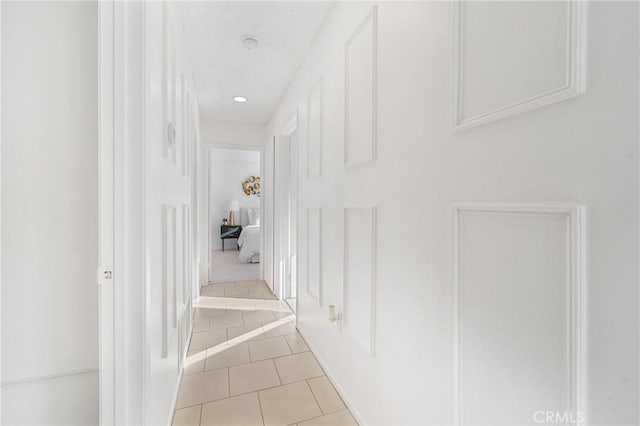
[177,2,334,124]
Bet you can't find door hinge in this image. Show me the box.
[97,266,113,286]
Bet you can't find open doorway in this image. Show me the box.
[208,147,263,283]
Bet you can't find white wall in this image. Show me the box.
[201,118,266,148]
[1,2,98,424]
[266,2,638,425]
[209,148,260,250]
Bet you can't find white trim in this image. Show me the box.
[260,144,265,282]
[182,205,191,304]
[305,207,323,306]
[180,73,187,177]
[271,137,276,293]
[1,368,99,387]
[98,2,116,424]
[453,0,587,131]
[201,142,265,286]
[0,1,3,418]
[344,6,378,167]
[452,202,586,425]
[162,204,177,359]
[306,78,323,179]
[206,147,212,284]
[275,111,299,304]
[167,299,192,426]
[342,206,377,356]
[141,4,151,424]
[113,2,129,422]
[190,97,200,302]
[166,362,184,426]
[177,298,191,373]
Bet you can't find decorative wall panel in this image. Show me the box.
[453,1,586,130]
[306,207,323,305]
[343,207,377,355]
[453,203,585,425]
[307,79,323,177]
[345,7,377,166]
[182,205,191,304]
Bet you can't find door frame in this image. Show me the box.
[200,142,265,287]
[99,2,142,424]
[0,2,4,420]
[275,111,299,309]
[98,1,116,424]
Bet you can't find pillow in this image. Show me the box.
[247,208,260,226]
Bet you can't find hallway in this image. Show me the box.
[2,2,639,425]
[173,280,357,426]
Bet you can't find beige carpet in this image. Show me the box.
[210,249,259,283]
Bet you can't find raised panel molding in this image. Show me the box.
[162,204,177,359]
[343,207,377,355]
[163,15,177,164]
[182,205,191,304]
[344,6,377,166]
[177,300,191,372]
[306,207,323,305]
[307,79,323,178]
[453,0,587,131]
[452,203,585,425]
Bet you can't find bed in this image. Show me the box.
[238,225,260,263]
[238,208,261,263]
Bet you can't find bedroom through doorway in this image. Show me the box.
[208,147,263,284]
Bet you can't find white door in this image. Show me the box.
[143,3,194,424]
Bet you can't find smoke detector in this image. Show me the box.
[241,36,260,50]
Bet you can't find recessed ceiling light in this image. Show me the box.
[233,96,248,103]
[241,36,260,50]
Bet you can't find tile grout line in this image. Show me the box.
[283,334,295,353]
[247,339,255,362]
[271,358,284,387]
[306,377,348,416]
[300,408,355,425]
[305,378,326,415]
[288,391,332,426]
[256,390,267,426]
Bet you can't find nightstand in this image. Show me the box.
[220,225,242,251]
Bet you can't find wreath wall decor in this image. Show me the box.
[242,176,261,197]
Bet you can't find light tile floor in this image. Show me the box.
[173,280,358,426]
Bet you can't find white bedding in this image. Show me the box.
[238,225,260,263]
